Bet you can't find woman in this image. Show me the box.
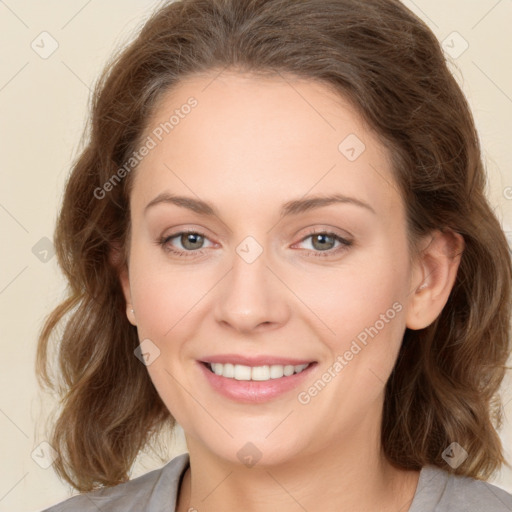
[37,0,512,510]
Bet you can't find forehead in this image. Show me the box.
[130,71,402,220]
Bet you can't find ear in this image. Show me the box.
[109,240,137,326]
[406,229,464,330]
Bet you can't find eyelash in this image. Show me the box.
[157,229,353,259]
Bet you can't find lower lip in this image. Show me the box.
[198,362,316,403]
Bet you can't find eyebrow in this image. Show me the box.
[144,192,376,217]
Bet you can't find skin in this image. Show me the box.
[118,71,464,512]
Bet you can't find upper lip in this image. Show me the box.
[200,354,316,366]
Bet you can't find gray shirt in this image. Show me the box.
[42,453,512,511]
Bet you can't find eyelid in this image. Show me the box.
[158,226,354,258]
[291,229,353,255]
[292,225,353,245]
[159,229,215,253]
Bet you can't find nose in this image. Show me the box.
[214,244,290,334]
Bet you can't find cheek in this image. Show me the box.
[132,279,176,340]
[296,256,409,429]
[129,249,208,340]
[128,256,207,423]
[311,239,410,386]
[305,246,408,343]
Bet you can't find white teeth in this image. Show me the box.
[208,362,310,381]
[251,365,270,381]
[269,365,284,379]
[234,364,252,381]
[284,365,295,376]
[222,363,235,378]
[211,363,223,376]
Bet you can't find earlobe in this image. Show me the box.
[406,229,464,330]
[109,241,137,326]
[119,265,137,326]
[126,305,137,326]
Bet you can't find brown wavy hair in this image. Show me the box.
[36,0,512,492]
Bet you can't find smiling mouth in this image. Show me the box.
[202,361,313,381]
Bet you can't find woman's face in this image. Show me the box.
[121,71,420,467]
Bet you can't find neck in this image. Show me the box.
[176,420,420,512]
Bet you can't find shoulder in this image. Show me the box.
[41,453,190,512]
[410,464,512,512]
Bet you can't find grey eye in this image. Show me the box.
[310,233,336,251]
[179,233,205,250]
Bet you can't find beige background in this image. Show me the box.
[0,1,511,510]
